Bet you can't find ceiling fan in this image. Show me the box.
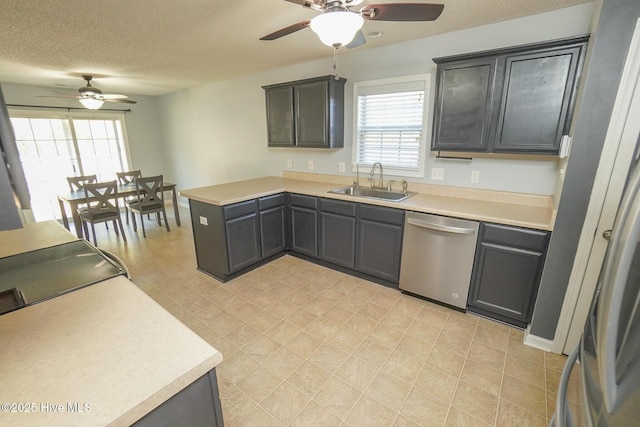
[260,0,444,49]
[38,75,137,110]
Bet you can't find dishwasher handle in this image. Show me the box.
[407,218,477,235]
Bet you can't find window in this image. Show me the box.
[353,74,430,178]
[9,110,130,221]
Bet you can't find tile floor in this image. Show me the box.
[89,206,583,426]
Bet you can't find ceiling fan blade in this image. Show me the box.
[104,98,137,104]
[260,20,311,41]
[362,3,444,21]
[51,89,78,96]
[346,30,367,49]
[101,94,129,100]
[36,95,81,99]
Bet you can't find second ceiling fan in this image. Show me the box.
[260,0,444,49]
[38,75,137,110]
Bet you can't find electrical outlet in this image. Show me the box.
[431,167,444,181]
[199,216,208,226]
[308,160,314,171]
[339,162,345,172]
[471,171,480,183]
[287,159,293,169]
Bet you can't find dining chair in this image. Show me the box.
[66,174,110,232]
[79,180,127,246]
[127,175,170,237]
[66,174,97,192]
[116,170,142,224]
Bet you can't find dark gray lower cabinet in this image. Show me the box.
[319,199,357,268]
[356,205,404,284]
[288,195,404,286]
[259,194,286,258]
[133,369,223,426]
[467,223,550,328]
[190,192,403,286]
[224,200,261,273]
[189,195,285,282]
[289,194,318,257]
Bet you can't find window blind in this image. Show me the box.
[356,89,425,170]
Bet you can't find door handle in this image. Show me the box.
[602,229,612,240]
[407,218,476,235]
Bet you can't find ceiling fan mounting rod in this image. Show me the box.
[324,1,348,12]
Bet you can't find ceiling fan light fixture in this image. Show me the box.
[310,10,364,48]
[79,97,104,110]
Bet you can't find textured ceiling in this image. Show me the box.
[0,0,592,96]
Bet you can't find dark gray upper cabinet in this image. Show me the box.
[264,86,294,146]
[432,57,498,152]
[263,75,346,148]
[467,223,550,328]
[432,36,588,154]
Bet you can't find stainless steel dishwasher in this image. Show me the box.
[399,212,479,309]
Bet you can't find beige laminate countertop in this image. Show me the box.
[181,175,555,231]
[0,276,223,426]
[0,220,78,259]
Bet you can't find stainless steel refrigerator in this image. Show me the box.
[552,150,640,425]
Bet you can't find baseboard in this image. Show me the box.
[523,325,554,352]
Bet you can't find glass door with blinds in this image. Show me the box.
[9,112,130,221]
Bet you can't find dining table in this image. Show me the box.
[57,182,181,238]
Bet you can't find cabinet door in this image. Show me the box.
[319,211,356,268]
[356,219,403,284]
[432,57,498,151]
[260,205,285,258]
[265,86,295,147]
[493,45,584,153]
[225,213,261,273]
[291,206,318,257]
[295,80,329,147]
[467,224,549,327]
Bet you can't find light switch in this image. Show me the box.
[199,216,208,226]
[431,168,444,181]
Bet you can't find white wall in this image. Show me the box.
[1,82,166,177]
[159,3,595,198]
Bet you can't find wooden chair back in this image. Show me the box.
[67,174,97,192]
[82,180,120,217]
[116,170,142,186]
[134,175,165,210]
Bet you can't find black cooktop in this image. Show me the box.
[0,240,126,315]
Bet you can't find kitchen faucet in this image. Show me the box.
[352,163,360,188]
[370,162,383,189]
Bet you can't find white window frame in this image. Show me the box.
[352,74,431,179]
[8,108,132,221]
[9,108,133,174]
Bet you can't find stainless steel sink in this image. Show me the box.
[328,185,416,202]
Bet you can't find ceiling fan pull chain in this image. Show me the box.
[333,46,339,80]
